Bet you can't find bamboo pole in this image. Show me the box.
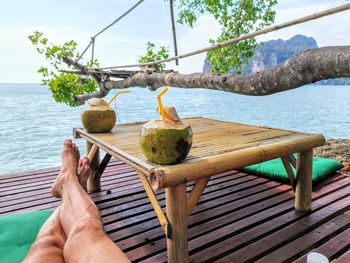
[95,3,350,70]
[166,183,189,263]
[91,37,95,62]
[87,144,99,161]
[169,0,179,66]
[137,171,170,237]
[281,156,296,191]
[295,149,313,212]
[86,141,101,192]
[187,177,210,217]
[288,154,297,168]
[150,134,325,190]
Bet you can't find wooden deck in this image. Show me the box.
[1,159,349,263]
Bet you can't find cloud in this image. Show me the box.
[0,25,92,83]
[0,25,137,82]
[256,0,349,47]
[174,15,221,73]
[0,0,348,82]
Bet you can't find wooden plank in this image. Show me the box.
[104,175,269,234]
[213,196,350,263]
[255,211,350,262]
[1,159,349,262]
[0,167,137,201]
[139,180,350,262]
[124,186,293,261]
[110,180,285,247]
[294,227,350,262]
[0,170,139,204]
[334,250,350,263]
[110,174,344,249]
[98,173,238,216]
[0,159,123,184]
[187,178,350,262]
[100,172,247,222]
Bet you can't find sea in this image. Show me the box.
[1,84,349,176]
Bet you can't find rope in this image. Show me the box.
[93,0,145,38]
[75,0,145,64]
[93,3,350,70]
[75,41,93,64]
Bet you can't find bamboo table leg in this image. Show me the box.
[86,141,100,192]
[295,149,313,212]
[166,183,189,263]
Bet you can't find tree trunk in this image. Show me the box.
[74,46,350,104]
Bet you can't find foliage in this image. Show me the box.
[28,31,98,106]
[173,0,277,73]
[138,42,170,71]
[29,1,277,105]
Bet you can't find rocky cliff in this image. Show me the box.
[203,34,350,85]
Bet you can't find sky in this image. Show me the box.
[0,0,349,83]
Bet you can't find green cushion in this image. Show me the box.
[0,210,53,263]
[242,156,344,183]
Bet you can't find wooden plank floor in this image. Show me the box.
[1,159,349,263]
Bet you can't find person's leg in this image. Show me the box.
[52,140,130,263]
[23,208,66,263]
[24,157,92,263]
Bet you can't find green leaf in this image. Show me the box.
[28,31,99,106]
[138,42,169,71]
[171,0,277,73]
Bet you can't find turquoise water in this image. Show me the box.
[0,84,349,175]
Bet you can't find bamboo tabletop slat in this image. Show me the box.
[74,117,325,188]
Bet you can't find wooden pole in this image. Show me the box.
[288,154,297,168]
[187,177,210,217]
[295,149,313,212]
[169,0,179,66]
[166,183,189,263]
[86,141,101,192]
[137,171,170,237]
[87,144,99,161]
[91,37,95,63]
[281,156,296,191]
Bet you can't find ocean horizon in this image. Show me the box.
[1,83,349,176]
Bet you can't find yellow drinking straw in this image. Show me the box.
[157,87,169,121]
[108,90,130,104]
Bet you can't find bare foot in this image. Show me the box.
[77,157,91,192]
[51,140,80,198]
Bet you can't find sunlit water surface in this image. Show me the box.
[0,84,349,175]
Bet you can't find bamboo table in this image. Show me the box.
[73,117,325,263]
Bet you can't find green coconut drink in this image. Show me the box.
[140,119,193,165]
[81,98,116,133]
[140,88,193,165]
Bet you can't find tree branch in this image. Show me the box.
[74,46,350,104]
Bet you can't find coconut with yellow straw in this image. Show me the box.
[81,90,130,133]
[140,88,193,165]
